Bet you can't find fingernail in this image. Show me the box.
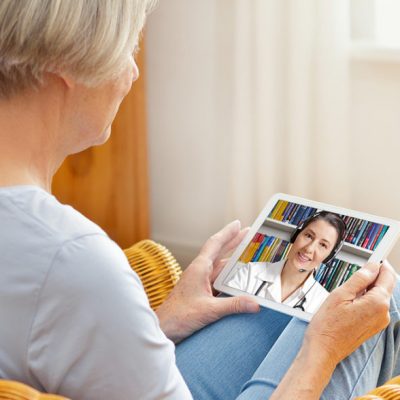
[242,299,260,313]
[230,220,241,230]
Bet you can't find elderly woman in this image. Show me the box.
[0,1,398,400]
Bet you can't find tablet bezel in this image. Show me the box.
[213,193,400,322]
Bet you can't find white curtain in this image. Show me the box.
[224,0,351,225]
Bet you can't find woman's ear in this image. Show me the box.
[57,73,75,89]
[41,71,77,92]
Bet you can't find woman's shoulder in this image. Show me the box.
[0,185,106,241]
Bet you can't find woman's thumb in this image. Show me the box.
[339,262,381,297]
[212,296,260,319]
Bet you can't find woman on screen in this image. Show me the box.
[226,212,347,313]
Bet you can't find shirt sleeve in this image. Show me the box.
[27,234,193,400]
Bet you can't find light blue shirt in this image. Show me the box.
[0,186,192,400]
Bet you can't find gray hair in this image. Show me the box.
[0,0,156,98]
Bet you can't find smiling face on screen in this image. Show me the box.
[286,219,339,274]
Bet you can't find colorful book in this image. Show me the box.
[276,201,289,221]
[360,222,374,248]
[252,235,270,262]
[282,202,294,222]
[292,205,307,226]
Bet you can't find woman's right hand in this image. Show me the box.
[305,261,396,366]
[270,261,397,400]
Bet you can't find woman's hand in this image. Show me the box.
[156,221,260,343]
[271,261,397,400]
[305,261,396,365]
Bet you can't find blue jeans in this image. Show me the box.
[176,282,400,400]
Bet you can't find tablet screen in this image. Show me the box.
[214,194,400,320]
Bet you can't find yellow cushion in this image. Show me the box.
[354,376,400,399]
[0,380,69,399]
[124,239,182,310]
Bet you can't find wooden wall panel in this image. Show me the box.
[52,48,150,249]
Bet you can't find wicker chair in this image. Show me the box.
[0,240,398,399]
[355,376,400,399]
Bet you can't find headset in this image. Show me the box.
[290,210,347,264]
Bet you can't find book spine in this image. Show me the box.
[269,238,283,261]
[292,205,307,226]
[349,218,361,243]
[342,216,351,242]
[259,236,275,261]
[242,233,261,263]
[321,264,334,287]
[352,219,366,246]
[301,207,314,222]
[332,261,348,290]
[250,233,264,261]
[252,234,269,262]
[315,264,326,282]
[339,264,352,286]
[281,242,292,260]
[346,217,357,242]
[328,260,343,291]
[371,225,389,250]
[325,260,340,291]
[364,223,379,249]
[262,237,279,262]
[269,200,282,219]
[282,202,294,222]
[360,222,374,248]
[273,240,290,262]
[271,241,283,263]
[287,204,300,224]
[276,201,289,221]
[239,236,256,262]
[348,264,360,279]
[368,225,384,250]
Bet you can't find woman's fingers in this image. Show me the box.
[214,227,249,267]
[368,260,396,298]
[198,220,241,262]
[211,295,260,319]
[306,261,397,366]
[210,228,249,282]
[212,258,229,279]
[219,227,249,256]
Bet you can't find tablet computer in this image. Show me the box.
[213,193,400,322]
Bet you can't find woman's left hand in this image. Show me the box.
[156,221,260,343]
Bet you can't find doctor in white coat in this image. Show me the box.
[227,212,347,313]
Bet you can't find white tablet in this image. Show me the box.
[214,193,400,322]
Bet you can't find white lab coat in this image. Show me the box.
[226,259,329,313]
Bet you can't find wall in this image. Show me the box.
[349,59,400,266]
[145,0,400,269]
[146,0,232,266]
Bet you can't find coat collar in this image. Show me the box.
[254,259,317,296]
